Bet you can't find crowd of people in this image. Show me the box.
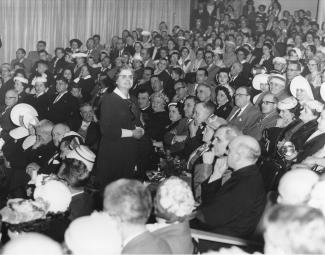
[1,0,325,253]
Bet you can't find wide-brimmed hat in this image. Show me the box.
[31,76,47,86]
[10,103,38,129]
[141,30,151,36]
[290,75,314,100]
[13,76,28,84]
[252,73,269,91]
[278,96,298,110]
[72,52,87,58]
[34,180,72,213]
[66,145,96,172]
[273,57,287,65]
[268,73,286,84]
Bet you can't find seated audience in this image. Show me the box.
[103,179,172,254]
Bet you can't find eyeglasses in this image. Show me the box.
[261,101,276,105]
[234,93,248,97]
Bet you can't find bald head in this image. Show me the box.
[52,123,70,147]
[278,169,319,205]
[5,89,18,107]
[227,135,261,170]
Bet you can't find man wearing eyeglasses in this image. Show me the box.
[227,86,261,135]
[247,93,279,140]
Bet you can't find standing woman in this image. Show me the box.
[96,67,144,189]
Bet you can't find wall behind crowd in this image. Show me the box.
[0,0,190,62]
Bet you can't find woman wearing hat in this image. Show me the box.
[72,53,87,77]
[58,145,96,220]
[13,76,31,104]
[215,85,233,119]
[252,73,270,105]
[96,67,144,189]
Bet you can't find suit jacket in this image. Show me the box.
[193,164,266,238]
[215,101,233,119]
[122,231,172,254]
[0,105,15,142]
[149,46,161,60]
[246,111,279,141]
[27,51,52,66]
[227,103,262,135]
[50,57,66,76]
[28,93,51,120]
[151,222,194,254]
[229,72,249,89]
[164,118,189,154]
[77,121,101,152]
[10,58,33,75]
[207,63,219,84]
[47,92,80,130]
[297,132,325,162]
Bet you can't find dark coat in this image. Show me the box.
[95,92,142,189]
[297,132,325,162]
[77,121,101,152]
[0,105,16,142]
[122,231,172,254]
[193,164,266,238]
[76,77,96,103]
[47,92,80,131]
[227,103,262,135]
[145,111,170,142]
[229,73,249,89]
[28,93,51,120]
[215,101,233,119]
[0,79,14,106]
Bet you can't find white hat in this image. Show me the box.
[34,180,72,213]
[31,76,47,86]
[292,47,302,59]
[72,52,88,58]
[252,73,269,91]
[287,38,294,45]
[66,145,96,172]
[268,73,286,84]
[141,30,151,36]
[290,75,314,100]
[273,57,287,65]
[65,212,122,255]
[9,126,29,140]
[303,100,324,113]
[177,36,185,40]
[3,233,62,255]
[10,103,38,128]
[278,97,298,110]
[13,76,28,84]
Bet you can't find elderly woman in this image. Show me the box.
[190,48,207,73]
[252,73,270,105]
[0,64,14,105]
[72,53,87,77]
[146,92,170,142]
[146,177,195,254]
[163,102,188,155]
[276,97,301,128]
[290,75,314,103]
[215,86,233,119]
[96,67,144,189]
[305,57,322,99]
[58,145,96,221]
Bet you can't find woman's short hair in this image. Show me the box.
[104,179,152,224]
[154,177,195,223]
[58,158,90,188]
[215,85,232,103]
[150,92,170,106]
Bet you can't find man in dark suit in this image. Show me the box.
[27,40,52,67]
[192,135,266,238]
[84,37,101,63]
[104,179,171,254]
[76,103,100,152]
[227,86,261,135]
[205,51,219,84]
[130,67,154,96]
[229,62,249,89]
[149,35,163,60]
[47,77,80,131]
[109,38,125,62]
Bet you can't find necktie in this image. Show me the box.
[229,109,241,121]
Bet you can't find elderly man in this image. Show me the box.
[273,57,287,74]
[183,101,215,158]
[192,135,266,238]
[229,62,249,89]
[268,73,289,101]
[247,93,279,140]
[277,169,319,205]
[227,86,261,135]
[104,179,171,254]
[0,90,18,142]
